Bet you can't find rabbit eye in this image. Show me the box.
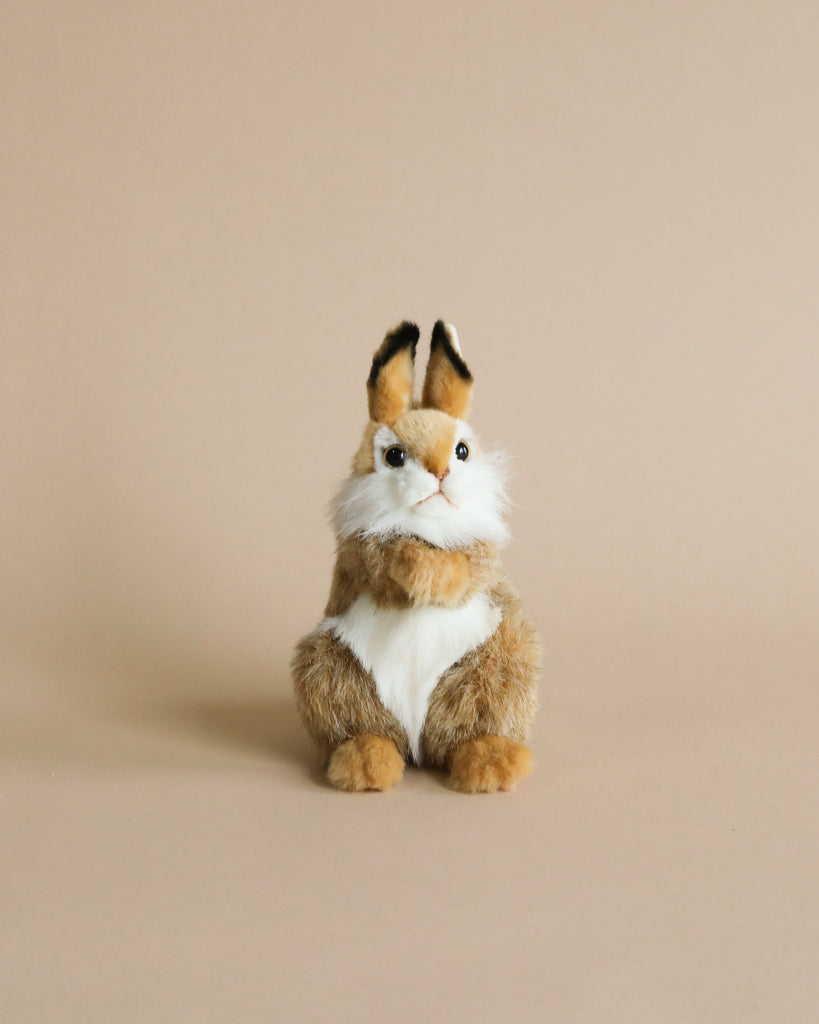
[455,441,470,461]
[383,446,406,468]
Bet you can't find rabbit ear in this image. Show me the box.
[367,321,420,425]
[421,320,473,419]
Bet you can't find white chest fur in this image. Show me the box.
[326,593,501,763]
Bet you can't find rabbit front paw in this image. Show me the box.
[389,545,470,606]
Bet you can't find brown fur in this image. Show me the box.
[448,736,534,793]
[291,627,410,761]
[326,735,405,792]
[324,534,502,615]
[420,579,540,766]
[390,544,471,605]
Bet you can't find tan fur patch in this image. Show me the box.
[422,348,473,420]
[448,736,534,793]
[392,408,457,479]
[326,734,405,792]
[389,545,471,606]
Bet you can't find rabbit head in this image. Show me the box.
[332,321,510,549]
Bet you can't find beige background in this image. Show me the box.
[2,2,817,1021]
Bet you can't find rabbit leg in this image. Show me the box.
[420,583,540,792]
[291,625,409,790]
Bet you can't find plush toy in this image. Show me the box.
[291,321,540,792]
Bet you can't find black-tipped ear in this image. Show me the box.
[430,320,472,381]
[367,321,419,424]
[421,320,473,419]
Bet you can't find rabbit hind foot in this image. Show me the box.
[448,736,533,793]
[326,734,405,792]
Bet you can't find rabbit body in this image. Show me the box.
[291,322,540,792]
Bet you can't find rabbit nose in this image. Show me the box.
[438,468,450,483]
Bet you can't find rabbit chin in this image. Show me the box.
[331,451,511,550]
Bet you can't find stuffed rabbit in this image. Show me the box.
[291,321,540,792]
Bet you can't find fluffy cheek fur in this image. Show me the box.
[333,423,510,550]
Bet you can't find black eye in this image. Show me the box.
[455,441,470,461]
[383,446,406,468]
